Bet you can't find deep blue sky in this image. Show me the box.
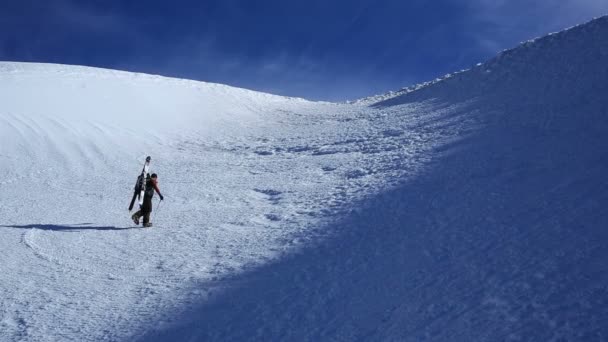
[1,0,607,100]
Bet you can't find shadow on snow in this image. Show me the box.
[134,20,608,341]
[0,223,133,231]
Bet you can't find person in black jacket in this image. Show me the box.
[131,173,163,227]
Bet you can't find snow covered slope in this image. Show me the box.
[1,15,608,342]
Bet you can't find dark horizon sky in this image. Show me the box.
[1,0,607,101]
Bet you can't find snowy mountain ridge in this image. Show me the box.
[1,14,608,342]
[0,61,310,102]
[356,14,608,106]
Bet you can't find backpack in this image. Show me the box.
[144,179,155,197]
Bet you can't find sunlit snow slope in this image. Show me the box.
[1,16,608,342]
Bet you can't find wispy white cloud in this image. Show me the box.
[52,1,132,35]
[463,0,608,53]
[471,0,608,25]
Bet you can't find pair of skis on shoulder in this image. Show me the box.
[128,156,151,211]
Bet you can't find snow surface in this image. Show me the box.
[1,15,608,342]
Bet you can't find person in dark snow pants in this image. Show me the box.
[131,173,163,227]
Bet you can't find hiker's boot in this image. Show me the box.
[131,213,139,225]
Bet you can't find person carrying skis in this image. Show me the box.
[131,173,164,227]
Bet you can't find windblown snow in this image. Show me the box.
[1,16,607,342]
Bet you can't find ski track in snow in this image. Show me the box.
[1,16,608,342]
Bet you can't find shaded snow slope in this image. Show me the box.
[138,16,608,341]
[1,15,608,342]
